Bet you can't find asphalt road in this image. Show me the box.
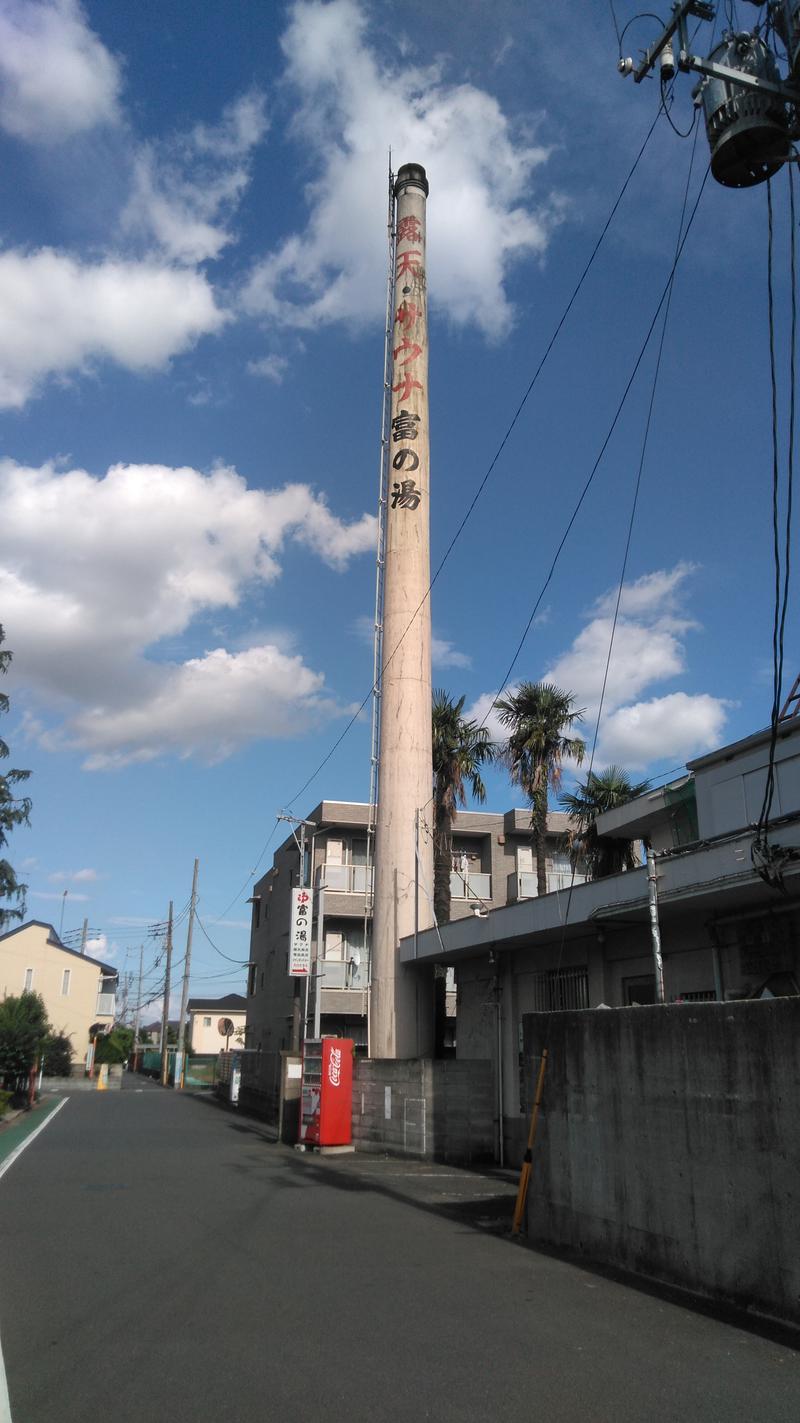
[0,1082,798,1423]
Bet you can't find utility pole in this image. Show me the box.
[80,917,88,955]
[59,889,68,938]
[159,901,174,1085]
[174,859,199,1090]
[647,848,666,1003]
[132,944,144,1070]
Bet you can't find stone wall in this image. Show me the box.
[521,999,800,1326]
[353,1058,494,1164]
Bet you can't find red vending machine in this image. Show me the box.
[299,1038,353,1147]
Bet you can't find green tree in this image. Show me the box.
[0,991,51,1090]
[432,691,495,1056]
[95,1025,135,1065]
[432,691,495,925]
[494,682,585,897]
[0,626,32,931]
[41,1032,74,1077]
[560,765,650,879]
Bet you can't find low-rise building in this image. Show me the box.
[0,920,118,1069]
[242,800,583,1116]
[187,994,247,1054]
[400,717,800,1162]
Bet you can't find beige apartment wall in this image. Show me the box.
[189,1012,246,1055]
[0,923,114,1066]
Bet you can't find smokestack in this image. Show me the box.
[371,162,434,1059]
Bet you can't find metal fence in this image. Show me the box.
[530,966,589,1012]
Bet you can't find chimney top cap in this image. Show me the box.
[394,162,429,198]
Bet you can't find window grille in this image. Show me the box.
[530,966,589,1012]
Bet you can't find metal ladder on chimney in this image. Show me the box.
[779,671,800,720]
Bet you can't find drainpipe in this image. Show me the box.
[646,847,665,1003]
[491,951,504,1167]
[707,920,725,1002]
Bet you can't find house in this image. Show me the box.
[187,994,247,1054]
[0,920,118,1069]
[242,799,584,1115]
[399,716,800,1163]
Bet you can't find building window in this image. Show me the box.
[252,898,261,930]
[530,966,589,1012]
[203,1016,212,1028]
[24,968,33,991]
[323,923,369,988]
[247,963,257,996]
[61,969,71,996]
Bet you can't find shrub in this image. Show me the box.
[42,1033,73,1077]
[0,1088,13,1117]
[0,991,50,1087]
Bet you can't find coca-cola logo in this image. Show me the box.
[328,1045,342,1086]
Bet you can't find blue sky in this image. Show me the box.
[0,1,796,1005]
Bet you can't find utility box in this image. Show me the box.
[299,1038,353,1147]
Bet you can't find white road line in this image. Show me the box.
[0,1097,69,1185]
[0,1324,11,1423]
[0,1097,69,1421]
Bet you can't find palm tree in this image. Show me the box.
[560,766,650,880]
[432,690,495,925]
[494,681,585,896]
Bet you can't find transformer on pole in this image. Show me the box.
[618,1,800,187]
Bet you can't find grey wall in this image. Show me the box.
[353,1058,494,1164]
[521,999,800,1325]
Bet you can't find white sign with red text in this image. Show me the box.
[288,887,312,976]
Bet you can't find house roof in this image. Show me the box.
[187,993,247,1013]
[0,920,118,977]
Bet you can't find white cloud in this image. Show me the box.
[597,693,730,770]
[31,889,90,902]
[49,867,98,883]
[0,0,121,143]
[466,564,729,770]
[84,932,110,957]
[0,250,227,408]
[121,91,268,264]
[431,636,471,671]
[68,644,336,770]
[241,0,559,339]
[354,614,470,671]
[0,458,376,767]
[247,355,289,383]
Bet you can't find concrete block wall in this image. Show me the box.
[521,999,800,1326]
[352,1058,494,1164]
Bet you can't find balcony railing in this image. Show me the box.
[319,863,374,895]
[508,870,586,901]
[450,870,491,902]
[96,993,116,1017]
[318,959,368,990]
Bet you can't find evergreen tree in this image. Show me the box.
[0,625,32,930]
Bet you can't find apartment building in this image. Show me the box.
[243,800,582,1076]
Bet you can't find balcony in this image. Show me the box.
[96,993,116,1017]
[318,959,368,990]
[507,869,586,902]
[319,863,374,895]
[450,870,491,902]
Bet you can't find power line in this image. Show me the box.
[276,104,664,819]
[475,162,711,730]
[194,909,251,965]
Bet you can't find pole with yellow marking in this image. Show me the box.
[511,1047,548,1236]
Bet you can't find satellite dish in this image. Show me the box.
[218,1017,235,1037]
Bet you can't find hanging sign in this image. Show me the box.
[288,888,312,976]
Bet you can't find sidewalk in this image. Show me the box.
[0,1094,66,1171]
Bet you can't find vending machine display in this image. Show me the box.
[299,1038,353,1146]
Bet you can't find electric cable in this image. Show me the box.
[194,908,251,965]
[280,105,665,819]
[209,101,667,915]
[754,166,797,887]
[475,161,711,736]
